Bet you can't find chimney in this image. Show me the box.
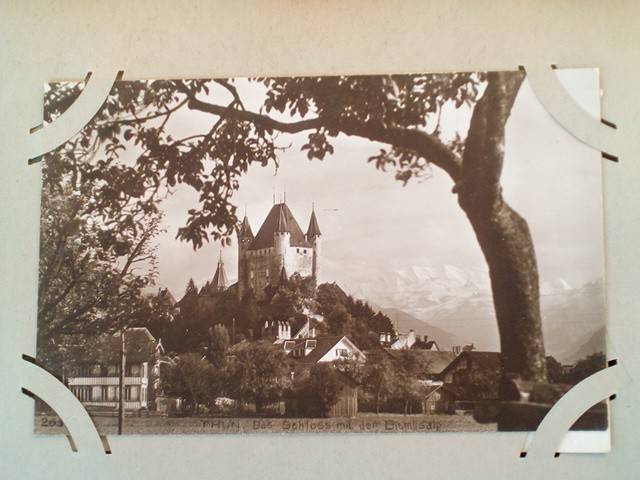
[423,335,429,343]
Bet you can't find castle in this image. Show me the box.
[236,201,321,300]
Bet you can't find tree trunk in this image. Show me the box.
[457,71,546,383]
[462,199,546,381]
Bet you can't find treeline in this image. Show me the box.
[146,275,395,353]
[161,333,354,418]
[546,352,607,385]
[161,325,434,417]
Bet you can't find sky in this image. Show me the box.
[147,70,605,306]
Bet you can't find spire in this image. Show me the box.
[211,252,228,291]
[238,214,254,238]
[306,206,321,239]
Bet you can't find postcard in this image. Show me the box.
[35,70,607,435]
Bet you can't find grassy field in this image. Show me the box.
[36,412,496,435]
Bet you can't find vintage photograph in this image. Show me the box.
[35,70,607,434]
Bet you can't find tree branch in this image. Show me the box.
[184,93,463,182]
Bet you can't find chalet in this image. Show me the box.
[63,327,161,411]
[421,384,457,414]
[289,335,364,417]
[290,335,365,365]
[439,350,502,401]
[384,349,457,381]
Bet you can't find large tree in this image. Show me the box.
[44,71,545,382]
[226,342,292,413]
[38,81,175,362]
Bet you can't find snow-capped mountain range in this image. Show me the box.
[339,263,605,363]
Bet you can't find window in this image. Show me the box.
[71,386,92,402]
[107,364,118,376]
[125,386,140,401]
[250,270,254,279]
[128,363,141,377]
[90,364,102,376]
[107,386,117,401]
[100,386,109,401]
[336,348,349,357]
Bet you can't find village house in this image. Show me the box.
[227,332,365,418]
[388,330,440,351]
[383,349,458,414]
[439,350,502,403]
[63,327,162,411]
[287,335,364,418]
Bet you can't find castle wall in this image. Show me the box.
[241,244,315,297]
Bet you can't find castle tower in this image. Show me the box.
[239,199,319,299]
[306,206,322,286]
[236,214,254,300]
[273,204,291,276]
[211,251,228,292]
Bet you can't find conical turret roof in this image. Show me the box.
[238,215,254,238]
[306,209,321,238]
[211,253,228,291]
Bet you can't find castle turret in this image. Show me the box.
[306,207,322,286]
[211,251,228,292]
[236,214,254,300]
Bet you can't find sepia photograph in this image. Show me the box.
[35,69,607,435]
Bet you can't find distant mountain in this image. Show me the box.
[540,281,606,363]
[561,326,606,364]
[345,263,605,362]
[377,306,462,351]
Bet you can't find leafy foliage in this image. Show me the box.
[206,324,230,366]
[294,364,345,417]
[43,73,484,251]
[162,353,223,414]
[361,348,396,413]
[226,342,292,412]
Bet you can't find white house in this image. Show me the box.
[64,327,160,411]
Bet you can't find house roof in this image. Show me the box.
[248,203,311,250]
[385,350,458,375]
[58,327,158,364]
[226,339,282,356]
[293,335,362,365]
[439,351,502,377]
